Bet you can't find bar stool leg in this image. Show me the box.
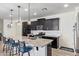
[6,45,7,54]
[16,48,17,54]
[21,53,23,56]
[11,47,13,56]
[3,44,5,52]
[12,47,14,56]
[28,52,30,56]
[10,47,12,56]
[18,50,20,56]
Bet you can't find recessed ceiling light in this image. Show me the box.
[24,8,28,11]
[10,23,13,26]
[64,4,69,8]
[9,15,11,17]
[9,14,12,17]
[33,12,37,15]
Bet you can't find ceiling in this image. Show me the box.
[0,3,79,20]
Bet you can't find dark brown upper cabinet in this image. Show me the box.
[31,18,46,30]
[31,21,38,30]
[31,18,59,30]
[22,22,31,36]
[43,18,59,30]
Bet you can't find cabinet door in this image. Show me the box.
[37,18,45,25]
[43,20,49,30]
[52,18,59,30]
[22,22,28,36]
[37,18,45,30]
[43,19,53,30]
[31,21,37,30]
[31,22,34,30]
[43,18,59,30]
[22,22,31,36]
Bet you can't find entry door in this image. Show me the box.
[76,12,79,50]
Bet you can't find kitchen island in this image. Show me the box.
[22,36,53,56]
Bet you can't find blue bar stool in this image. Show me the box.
[9,39,19,56]
[9,38,15,56]
[18,41,33,56]
[2,37,19,56]
[14,40,19,55]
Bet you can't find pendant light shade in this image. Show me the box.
[10,9,13,26]
[7,9,13,28]
[27,3,31,25]
[27,20,31,25]
[17,6,21,25]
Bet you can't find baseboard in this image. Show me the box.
[60,46,79,53]
[76,48,79,53]
[60,46,74,52]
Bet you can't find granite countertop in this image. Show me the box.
[22,36,53,47]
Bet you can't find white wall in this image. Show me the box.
[30,11,76,48]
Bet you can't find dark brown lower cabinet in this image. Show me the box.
[42,36,58,49]
[47,44,52,56]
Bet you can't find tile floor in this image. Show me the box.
[53,48,75,56]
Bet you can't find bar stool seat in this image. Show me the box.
[20,46,32,53]
[18,41,33,56]
[11,42,19,47]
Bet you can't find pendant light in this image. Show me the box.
[7,9,13,28]
[10,9,13,26]
[17,6,21,25]
[27,3,31,25]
